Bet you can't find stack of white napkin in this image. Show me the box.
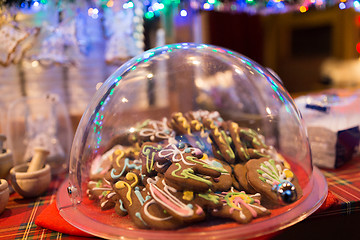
[295,91,360,168]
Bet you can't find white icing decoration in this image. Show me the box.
[143,199,173,221]
[148,179,194,217]
[139,118,175,140]
[101,200,108,208]
[158,143,200,166]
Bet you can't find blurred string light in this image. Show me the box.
[88,7,99,19]
[3,0,360,17]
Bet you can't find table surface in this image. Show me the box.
[1,155,360,240]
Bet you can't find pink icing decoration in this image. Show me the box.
[192,148,202,156]
[149,183,194,217]
[229,207,235,214]
[234,197,257,218]
[195,205,204,215]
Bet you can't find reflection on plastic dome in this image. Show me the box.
[59,43,327,239]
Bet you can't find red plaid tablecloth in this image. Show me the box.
[1,156,360,240]
[317,156,360,216]
[0,174,90,240]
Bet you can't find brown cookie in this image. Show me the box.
[115,198,129,216]
[139,199,183,229]
[226,121,250,162]
[204,119,235,164]
[139,142,164,177]
[202,157,233,192]
[87,178,113,201]
[161,144,227,192]
[113,172,151,228]
[135,118,176,144]
[99,190,119,211]
[233,163,257,193]
[231,173,242,190]
[169,112,192,135]
[186,110,224,127]
[89,145,122,180]
[246,158,302,206]
[147,177,221,223]
[238,127,269,150]
[104,148,142,183]
[211,189,270,224]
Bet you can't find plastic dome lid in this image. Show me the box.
[57,43,327,240]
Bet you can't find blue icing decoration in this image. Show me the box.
[135,212,147,226]
[134,187,151,206]
[212,161,223,168]
[185,148,191,153]
[187,204,193,209]
[119,200,127,212]
[111,158,141,180]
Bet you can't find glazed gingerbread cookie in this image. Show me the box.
[233,163,257,193]
[202,156,233,192]
[104,148,142,184]
[238,127,270,152]
[225,121,271,162]
[160,144,227,192]
[135,118,176,144]
[179,120,212,154]
[245,157,302,206]
[169,112,192,135]
[185,110,224,128]
[113,171,151,228]
[139,142,164,177]
[87,178,121,211]
[203,119,236,164]
[87,178,113,201]
[147,176,222,224]
[89,145,122,180]
[139,198,183,229]
[211,188,270,224]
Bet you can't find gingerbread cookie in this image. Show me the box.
[90,145,122,180]
[147,176,221,223]
[179,127,212,155]
[99,190,119,210]
[160,144,227,192]
[169,112,192,135]
[105,148,142,183]
[212,188,270,224]
[113,172,151,228]
[135,118,176,144]
[87,178,113,201]
[233,163,257,193]
[139,198,183,229]
[246,158,302,206]
[226,121,250,162]
[186,110,224,128]
[139,142,164,177]
[239,127,269,151]
[204,119,235,164]
[202,156,232,192]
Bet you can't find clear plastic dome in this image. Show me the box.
[57,43,327,240]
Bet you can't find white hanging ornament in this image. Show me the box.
[130,0,145,56]
[32,19,80,67]
[0,23,29,66]
[105,8,134,64]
